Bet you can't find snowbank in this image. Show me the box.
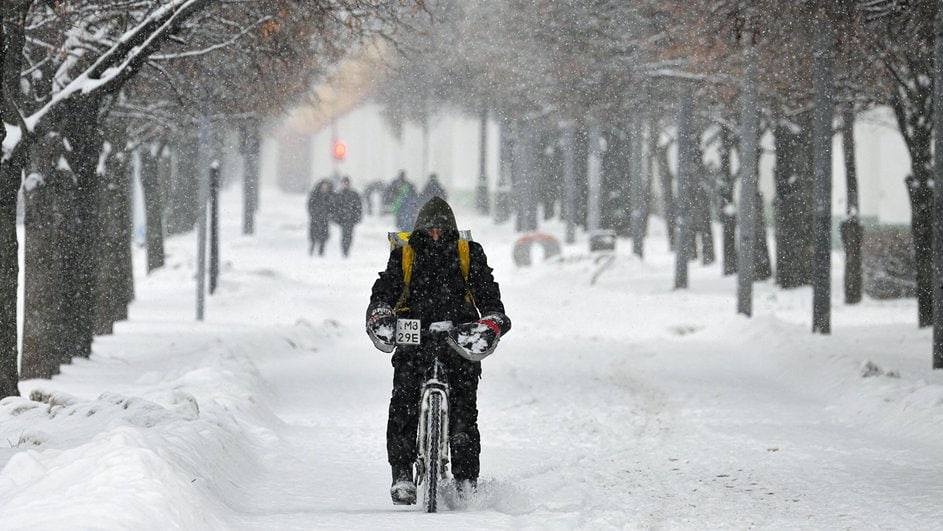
[0,325,279,528]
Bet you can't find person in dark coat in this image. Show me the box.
[306,179,334,256]
[420,173,448,204]
[333,176,363,257]
[366,197,511,505]
[383,170,407,213]
[389,174,419,231]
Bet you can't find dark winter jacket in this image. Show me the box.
[369,198,509,331]
[307,182,334,238]
[392,181,419,231]
[333,188,363,227]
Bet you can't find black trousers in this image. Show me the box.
[309,238,326,256]
[340,224,355,257]
[309,222,328,256]
[387,347,481,481]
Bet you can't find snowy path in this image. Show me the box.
[3,188,943,528]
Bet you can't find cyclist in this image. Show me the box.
[366,196,511,505]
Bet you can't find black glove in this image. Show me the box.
[454,314,506,356]
[366,304,396,352]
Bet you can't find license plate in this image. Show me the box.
[396,319,421,345]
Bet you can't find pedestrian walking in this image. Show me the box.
[384,170,408,213]
[389,172,419,231]
[307,179,334,256]
[333,176,363,257]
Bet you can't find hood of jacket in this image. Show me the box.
[412,197,457,231]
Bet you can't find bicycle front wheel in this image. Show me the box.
[423,393,441,513]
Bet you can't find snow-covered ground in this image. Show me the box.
[3,185,943,529]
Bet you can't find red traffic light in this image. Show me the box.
[332,140,347,161]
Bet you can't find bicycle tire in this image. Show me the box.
[424,393,441,513]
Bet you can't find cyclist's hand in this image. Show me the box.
[479,313,510,335]
[455,316,503,356]
[367,304,396,352]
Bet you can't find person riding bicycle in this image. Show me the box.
[366,196,511,505]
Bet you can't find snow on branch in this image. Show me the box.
[149,16,272,61]
[23,0,212,137]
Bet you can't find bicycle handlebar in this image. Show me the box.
[397,320,496,363]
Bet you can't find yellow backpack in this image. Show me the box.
[389,231,474,314]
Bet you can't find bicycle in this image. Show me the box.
[399,320,495,513]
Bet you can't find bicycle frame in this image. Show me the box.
[417,358,449,466]
[399,320,492,511]
[413,334,453,512]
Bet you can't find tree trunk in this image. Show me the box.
[934,1,943,367]
[93,147,118,336]
[692,140,714,265]
[476,107,490,214]
[755,192,773,281]
[241,119,261,235]
[574,124,590,229]
[562,123,577,244]
[631,118,646,257]
[774,117,814,288]
[538,128,563,221]
[586,123,603,233]
[841,107,862,305]
[117,151,134,318]
[494,120,513,225]
[600,126,630,235]
[643,115,656,239]
[909,172,934,328]
[141,146,165,273]
[738,39,760,317]
[889,72,934,328]
[811,11,834,334]
[0,0,33,397]
[93,144,133,335]
[0,148,24,393]
[719,126,737,275]
[168,133,200,234]
[520,123,539,232]
[657,143,676,250]
[540,129,563,221]
[61,102,105,358]
[23,139,73,376]
[675,88,695,289]
[511,121,524,232]
[697,183,715,265]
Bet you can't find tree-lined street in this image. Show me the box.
[4,1,943,526]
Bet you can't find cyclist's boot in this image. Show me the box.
[456,478,478,495]
[390,465,416,505]
[456,477,478,501]
[445,477,477,510]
